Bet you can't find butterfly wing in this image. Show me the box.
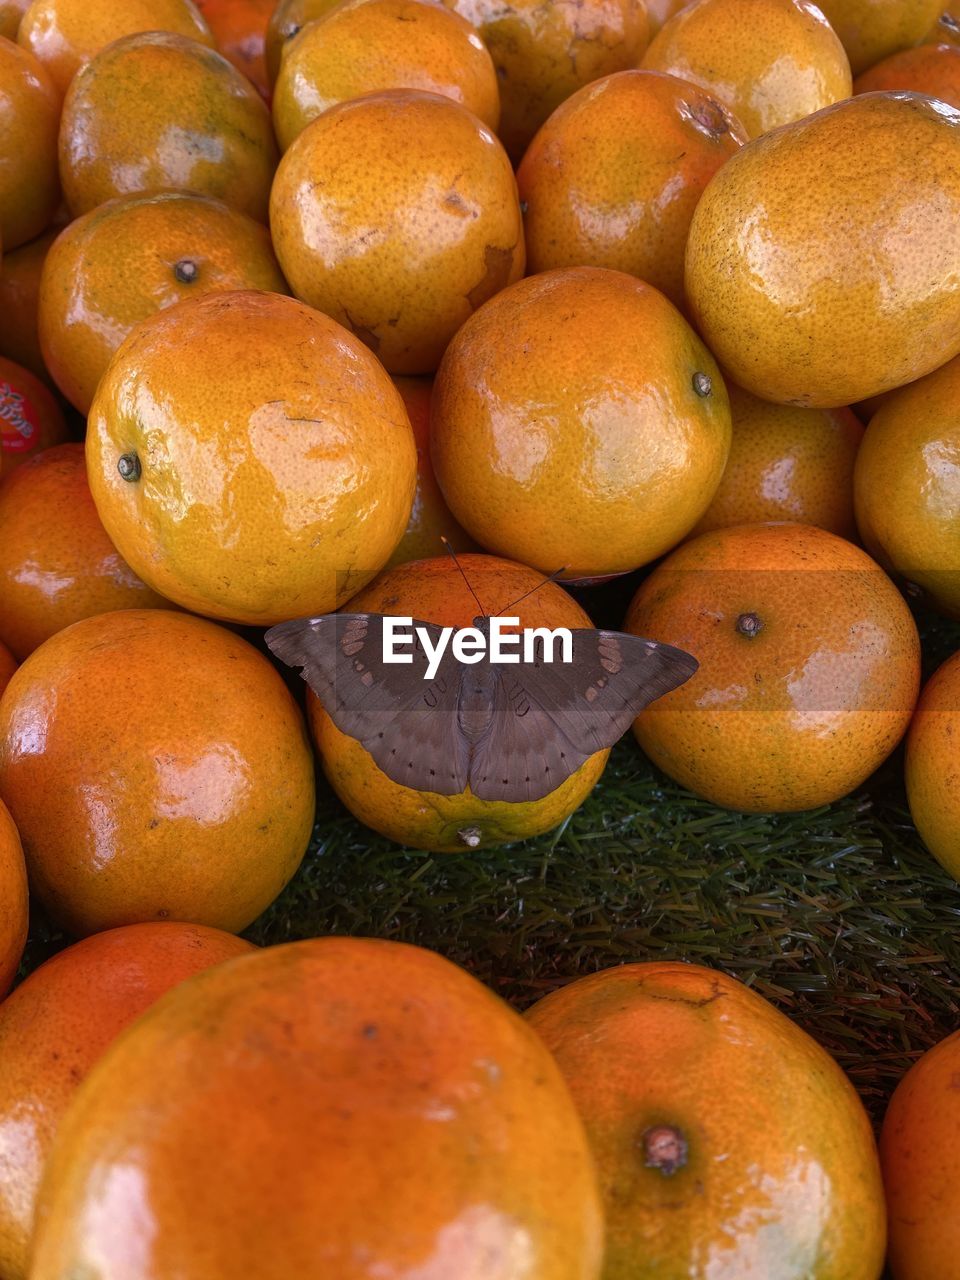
[265,613,470,795]
[466,630,698,803]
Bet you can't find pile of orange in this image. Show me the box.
[3,0,960,1274]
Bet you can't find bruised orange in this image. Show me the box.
[30,938,604,1280]
[0,38,59,251]
[517,70,745,308]
[264,0,339,85]
[527,961,887,1280]
[431,266,731,579]
[193,0,272,97]
[0,608,316,936]
[881,1027,960,1280]
[816,0,942,74]
[59,31,278,221]
[87,290,416,624]
[0,444,169,659]
[271,89,524,375]
[624,522,921,811]
[0,923,255,1280]
[0,355,66,481]
[308,555,610,851]
[691,384,864,538]
[924,6,960,43]
[904,652,960,883]
[441,0,650,161]
[39,191,287,414]
[272,0,499,150]
[641,0,851,139]
[0,798,27,998]
[0,642,14,698]
[855,40,960,105]
[854,354,960,617]
[0,0,27,38]
[17,0,214,93]
[0,227,58,382]
[387,376,477,566]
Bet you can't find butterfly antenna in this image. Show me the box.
[500,566,569,614]
[441,537,488,616]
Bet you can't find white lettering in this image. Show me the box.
[382,616,414,663]
[523,627,573,664]
[489,616,521,663]
[420,626,453,680]
[452,627,486,664]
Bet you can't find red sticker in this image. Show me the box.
[0,380,41,454]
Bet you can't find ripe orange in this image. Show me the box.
[272,0,499,151]
[387,376,477,566]
[0,443,169,659]
[881,1027,960,1280]
[39,191,287,414]
[30,938,604,1280]
[924,5,960,43]
[527,961,887,1280]
[431,266,731,578]
[0,226,59,382]
[0,355,67,480]
[193,0,272,98]
[0,798,27,998]
[0,922,255,1280]
[17,0,214,93]
[264,0,339,85]
[647,0,687,31]
[59,31,278,221]
[518,71,745,308]
[86,290,416,624]
[853,354,960,617]
[624,522,921,811]
[307,554,610,851]
[0,0,27,38]
[0,641,15,699]
[905,652,960,882]
[816,0,942,74]
[0,608,316,936]
[440,0,650,161]
[692,383,864,538]
[855,41,960,106]
[0,38,60,251]
[270,89,524,375]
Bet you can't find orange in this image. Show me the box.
[39,191,287,415]
[30,938,604,1280]
[86,290,416,624]
[0,641,14,698]
[193,0,272,98]
[924,5,960,43]
[0,443,169,659]
[431,266,731,578]
[17,0,214,93]
[686,93,960,408]
[854,354,960,616]
[855,40,960,104]
[59,31,278,222]
[272,0,499,150]
[264,0,340,85]
[0,922,255,1280]
[0,38,59,251]
[648,0,688,31]
[0,356,67,480]
[0,227,58,382]
[526,961,887,1280]
[387,376,477,565]
[624,522,921,811]
[308,554,610,851]
[881,1027,960,1279]
[270,89,524,375]
[904,652,960,882]
[642,0,851,139]
[0,0,26,40]
[816,0,942,74]
[440,0,650,161]
[0,798,27,998]
[517,70,745,308]
[0,608,315,936]
[691,384,864,538]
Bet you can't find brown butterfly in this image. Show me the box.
[265,606,698,804]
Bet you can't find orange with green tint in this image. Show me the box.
[0,38,60,250]
[193,0,272,98]
[308,555,610,851]
[39,191,287,414]
[30,938,604,1280]
[518,70,745,308]
[855,41,960,105]
[905,652,960,883]
[624,522,921,811]
[0,443,169,659]
[0,922,255,1280]
[0,798,27,998]
[59,31,278,221]
[0,227,59,382]
[527,961,887,1279]
[0,355,67,481]
[0,608,316,936]
[431,266,731,578]
[270,88,524,375]
[816,0,942,73]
